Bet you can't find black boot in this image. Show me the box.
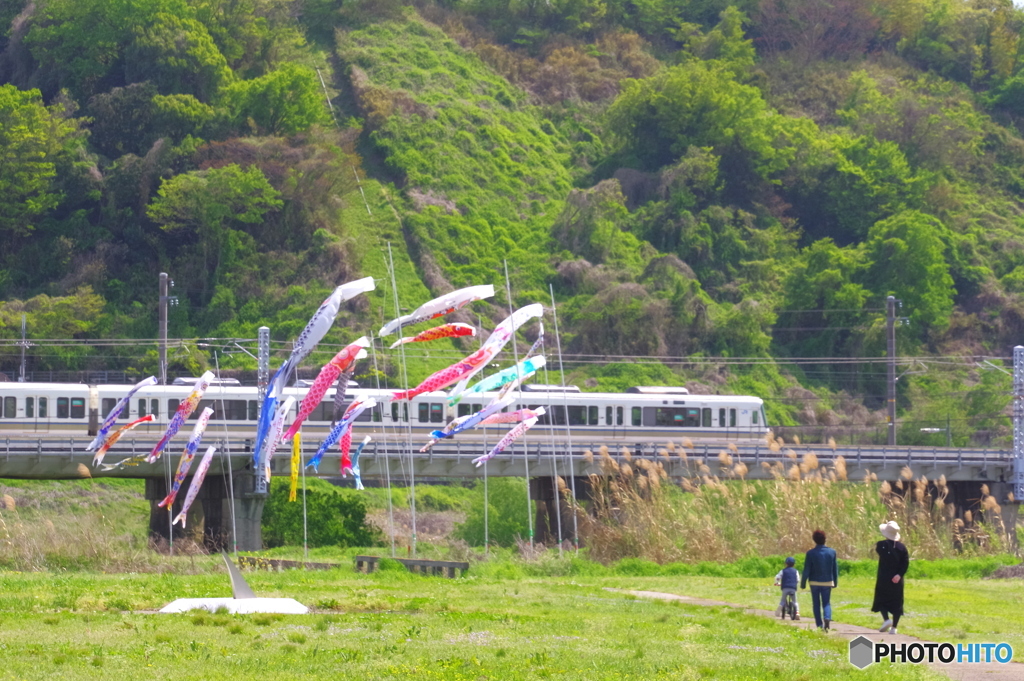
[824,619,830,631]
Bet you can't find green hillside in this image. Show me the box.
[2,0,1023,444]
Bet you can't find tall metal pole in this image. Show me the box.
[887,295,897,446]
[254,326,270,496]
[1013,346,1024,502]
[257,326,270,406]
[159,273,169,385]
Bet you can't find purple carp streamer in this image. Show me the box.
[92,415,155,467]
[255,277,375,465]
[379,285,493,338]
[147,371,214,463]
[172,445,217,528]
[284,337,368,441]
[389,323,476,349]
[472,409,545,467]
[306,398,376,472]
[158,407,214,509]
[86,376,158,452]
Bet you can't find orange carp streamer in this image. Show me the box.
[389,323,476,349]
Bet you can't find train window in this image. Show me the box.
[652,407,700,427]
[356,404,375,422]
[3,396,15,418]
[371,404,382,422]
[57,397,70,418]
[473,404,482,413]
[729,408,736,427]
[458,404,471,418]
[190,400,213,419]
[169,399,180,414]
[702,408,712,427]
[752,410,759,426]
[248,401,258,420]
[605,406,612,425]
[418,403,429,422]
[70,398,85,419]
[102,398,117,415]
[150,399,159,418]
[391,403,399,422]
[221,400,248,420]
[567,406,586,426]
[617,406,623,426]
[429,403,444,423]
[631,407,641,427]
[138,398,147,417]
[719,408,725,427]
[26,397,34,418]
[588,406,599,426]
[38,397,47,418]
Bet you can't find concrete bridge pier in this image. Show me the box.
[529,476,592,546]
[942,480,1020,549]
[145,471,268,552]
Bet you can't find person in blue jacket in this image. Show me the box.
[800,529,838,631]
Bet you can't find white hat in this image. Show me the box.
[879,520,901,542]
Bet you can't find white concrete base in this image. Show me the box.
[159,597,309,614]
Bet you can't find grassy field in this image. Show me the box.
[615,574,1024,652]
[0,567,947,681]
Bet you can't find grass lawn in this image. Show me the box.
[0,567,946,680]
[610,575,1024,651]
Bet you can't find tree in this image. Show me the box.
[606,61,813,178]
[125,12,233,101]
[0,85,86,242]
[147,164,282,299]
[23,0,190,99]
[862,210,955,333]
[221,63,331,135]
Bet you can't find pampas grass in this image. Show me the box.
[579,449,1012,565]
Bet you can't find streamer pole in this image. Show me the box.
[388,243,417,556]
[504,260,533,548]
[550,283,578,552]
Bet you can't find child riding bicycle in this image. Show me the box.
[774,557,800,620]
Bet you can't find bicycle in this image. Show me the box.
[781,591,799,621]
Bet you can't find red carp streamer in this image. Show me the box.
[389,323,476,349]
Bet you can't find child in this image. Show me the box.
[774,556,800,619]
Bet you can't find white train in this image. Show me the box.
[0,380,769,443]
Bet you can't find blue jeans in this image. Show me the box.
[810,585,832,628]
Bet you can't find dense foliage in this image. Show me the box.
[2,0,1023,443]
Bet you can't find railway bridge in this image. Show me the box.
[0,435,1016,551]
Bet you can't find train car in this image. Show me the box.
[0,380,769,444]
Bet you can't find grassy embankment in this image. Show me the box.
[0,568,950,681]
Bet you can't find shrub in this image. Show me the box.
[262,478,379,548]
[454,478,533,547]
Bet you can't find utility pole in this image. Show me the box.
[158,273,177,385]
[17,314,29,383]
[1013,346,1024,502]
[159,273,168,385]
[887,295,897,446]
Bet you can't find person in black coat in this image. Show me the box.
[873,520,910,634]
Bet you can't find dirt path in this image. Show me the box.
[616,589,1024,680]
